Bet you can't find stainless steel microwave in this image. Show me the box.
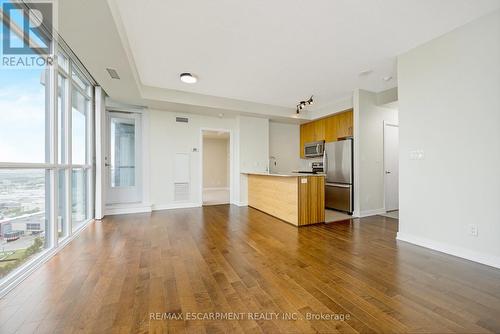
[304,140,325,158]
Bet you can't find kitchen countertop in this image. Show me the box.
[242,172,325,177]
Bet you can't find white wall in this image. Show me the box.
[148,111,269,209]
[237,116,269,205]
[149,110,236,209]
[356,89,398,216]
[397,10,500,268]
[202,137,229,188]
[269,122,300,173]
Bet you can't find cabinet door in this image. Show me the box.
[313,119,325,142]
[324,115,338,142]
[346,111,353,136]
[337,111,353,138]
[300,122,315,158]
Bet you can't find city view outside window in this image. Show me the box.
[0,170,50,279]
[0,8,94,286]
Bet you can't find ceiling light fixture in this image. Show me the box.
[180,72,198,84]
[296,95,314,114]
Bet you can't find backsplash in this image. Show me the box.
[299,157,322,171]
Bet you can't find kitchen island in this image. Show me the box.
[245,172,325,226]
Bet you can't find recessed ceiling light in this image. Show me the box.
[180,72,197,84]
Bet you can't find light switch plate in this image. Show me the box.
[301,178,308,184]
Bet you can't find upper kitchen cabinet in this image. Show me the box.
[300,109,353,158]
[336,110,353,138]
[299,119,326,157]
[324,116,338,142]
[299,122,315,157]
[314,118,325,141]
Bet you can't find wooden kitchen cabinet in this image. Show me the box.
[299,122,315,157]
[314,118,325,142]
[300,109,353,157]
[324,116,338,142]
[336,111,353,138]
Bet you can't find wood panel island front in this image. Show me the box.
[245,173,325,226]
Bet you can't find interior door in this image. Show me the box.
[384,123,399,211]
[106,112,141,204]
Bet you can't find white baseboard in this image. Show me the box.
[152,202,202,211]
[105,203,152,216]
[397,232,500,269]
[203,187,229,191]
[359,208,386,217]
[232,201,248,207]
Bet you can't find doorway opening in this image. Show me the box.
[383,121,399,219]
[202,130,230,206]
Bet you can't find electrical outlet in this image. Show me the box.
[469,224,478,237]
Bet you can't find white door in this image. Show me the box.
[106,112,142,204]
[384,123,399,211]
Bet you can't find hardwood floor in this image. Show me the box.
[1,205,500,333]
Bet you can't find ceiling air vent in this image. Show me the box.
[175,117,189,123]
[106,68,120,80]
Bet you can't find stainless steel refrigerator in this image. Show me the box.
[323,138,353,214]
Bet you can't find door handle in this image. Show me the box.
[105,163,111,167]
[385,171,391,174]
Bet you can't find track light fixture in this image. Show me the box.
[296,95,314,114]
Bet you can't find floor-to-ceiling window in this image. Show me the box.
[0,4,95,288]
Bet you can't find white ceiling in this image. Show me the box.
[112,0,500,110]
[57,0,500,119]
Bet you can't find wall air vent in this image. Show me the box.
[176,117,189,123]
[106,68,120,80]
[174,183,190,201]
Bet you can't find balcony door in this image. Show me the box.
[106,112,142,204]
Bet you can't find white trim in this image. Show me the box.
[396,232,500,269]
[152,202,202,211]
[203,187,230,191]
[382,121,399,212]
[94,87,106,219]
[105,111,143,204]
[232,201,248,207]
[0,218,94,298]
[141,110,151,206]
[105,98,146,113]
[352,90,360,218]
[104,203,152,216]
[359,208,386,217]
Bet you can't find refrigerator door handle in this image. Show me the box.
[322,150,327,174]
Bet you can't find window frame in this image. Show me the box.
[0,23,96,293]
